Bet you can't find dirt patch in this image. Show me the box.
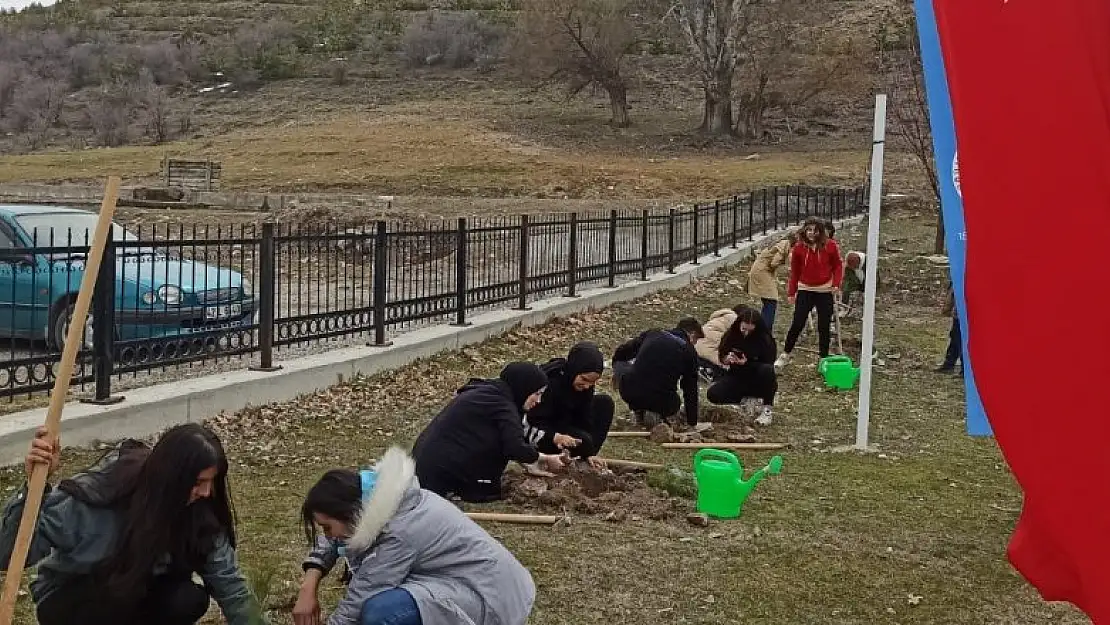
[501,462,688,521]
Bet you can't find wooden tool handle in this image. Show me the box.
[598,458,664,470]
[660,442,789,451]
[0,177,121,625]
[466,512,560,525]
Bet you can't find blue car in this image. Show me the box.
[0,205,255,351]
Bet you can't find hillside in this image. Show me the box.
[0,0,925,201]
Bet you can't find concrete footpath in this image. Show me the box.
[0,218,862,464]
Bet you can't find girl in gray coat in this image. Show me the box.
[294,447,536,625]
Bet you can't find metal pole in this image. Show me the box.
[249,222,281,372]
[452,218,471,326]
[515,215,531,310]
[856,94,889,451]
[639,210,649,281]
[566,213,579,297]
[370,221,392,347]
[607,210,618,287]
[86,227,122,404]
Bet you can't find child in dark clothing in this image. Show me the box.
[523,342,614,470]
[937,283,963,374]
[411,362,568,503]
[611,317,711,432]
[707,306,778,426]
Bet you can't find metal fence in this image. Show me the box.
[0,185,865,401]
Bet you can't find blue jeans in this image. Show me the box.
[760,298,778,329]
[361,588,422,625]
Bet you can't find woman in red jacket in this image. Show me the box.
[775,217,843,369]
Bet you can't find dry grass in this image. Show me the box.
[0,106,867,199]
[0,208,1085,624]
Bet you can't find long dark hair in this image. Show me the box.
[718,305,773,362]
[73,424,236,597]
[800,216,829,248]
[301,469,361,545]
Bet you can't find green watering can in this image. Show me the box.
[693,449,783,519]
[818,355,860,390]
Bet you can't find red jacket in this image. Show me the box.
[787,240,843,297]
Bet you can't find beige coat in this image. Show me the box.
[694,308,736,367]
[747,238,792,300]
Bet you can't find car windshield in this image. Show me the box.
[15,212,139,247]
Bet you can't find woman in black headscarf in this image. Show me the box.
[412,362,568,503]
[523,342,614,470]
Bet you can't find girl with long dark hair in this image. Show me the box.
[0,423,266,625]
[707,305,779,426]
[775,216,843,369]
[294,447,535,625]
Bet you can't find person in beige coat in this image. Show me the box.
[694,308,737,383]
[747,231,798,330]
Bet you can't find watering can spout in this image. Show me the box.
[738,455,784,495]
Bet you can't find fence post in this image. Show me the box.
[772,186,779,231]
[690,204,700,265]
[607,210,618,287]
[452,218,471,326]
[639,209,649,281]
[712,200,721,256]
[730,196,739,248]
[515,215,530,310]
[667,208,676,273]
[83,229,122,405]
[369,221,392,347]
[761,188,769,235]
[249,223,280,372]
[566,213,579,297]
[747,192,755,241]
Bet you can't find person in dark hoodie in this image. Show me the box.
[523,342,614,470]
[611,317,711,432]
[411,362,568,503]
[707,305,779,426]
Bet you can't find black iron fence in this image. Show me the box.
[0,185,865,401]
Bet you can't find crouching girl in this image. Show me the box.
[294,447,536,625]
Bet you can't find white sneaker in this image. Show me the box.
[694,422,714,433]
[774,352,791,371]
[755,407,774,426]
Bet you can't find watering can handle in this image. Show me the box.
[694,448,741,471]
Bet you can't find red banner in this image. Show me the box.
[933,1,1110,621]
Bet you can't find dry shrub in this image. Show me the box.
[401,12,504,69]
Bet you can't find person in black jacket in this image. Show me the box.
[707,305,779,426]
[523,342,614,470]
[611,317,710,432]
[411,362,568,503]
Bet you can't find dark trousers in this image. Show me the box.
[784,290,835,357]
[361,588,423,625]
[760,298,778,329]
[613,361,681,419]
[943,314,963,368]
[535,394,615,459]
[706,364,777,407]
[37,573,210,625]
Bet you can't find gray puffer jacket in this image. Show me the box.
[304,447,536,625]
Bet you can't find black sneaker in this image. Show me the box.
[934,364,956,374]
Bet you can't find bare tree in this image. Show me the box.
[668,0,760,135]
[0,62,19,118]
[889,36,944,254]
[511,0,636,127]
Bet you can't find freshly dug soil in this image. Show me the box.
[501,462,689,520]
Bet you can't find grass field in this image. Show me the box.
[0,207,1079,625]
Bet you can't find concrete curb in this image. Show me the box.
[0,217,863,465]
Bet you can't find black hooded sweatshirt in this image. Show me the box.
[524,342,606,446]
[412,363,547,502]
[612,327,699,423]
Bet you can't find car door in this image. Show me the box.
[0,221,30,339]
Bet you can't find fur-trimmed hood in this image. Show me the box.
[346,446,417,554]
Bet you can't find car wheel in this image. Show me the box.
[49,302,94,353]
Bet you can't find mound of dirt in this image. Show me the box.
[501,462,688,520]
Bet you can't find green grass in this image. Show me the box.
[0,208,1085,624]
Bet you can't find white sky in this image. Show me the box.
[0,0,56,9]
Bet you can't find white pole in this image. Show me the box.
[855,94,888,451]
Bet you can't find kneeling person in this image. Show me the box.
[523,342,615,470]
[707,306,778,426]
[295,448,536,625]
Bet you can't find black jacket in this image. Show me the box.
[719,329,777,370]
[412,378,539,502]
[524,359,594,446]
[612,328,699,423]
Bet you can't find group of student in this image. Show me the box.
[0,215,865,625]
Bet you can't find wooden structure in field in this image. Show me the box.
[161,158,222,191]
